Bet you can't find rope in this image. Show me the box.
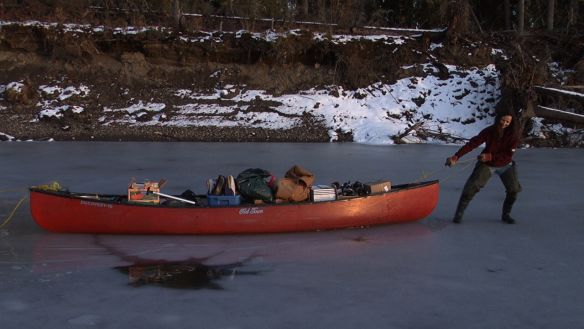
[0,195,28,229]
[438,159,475,183]
[414,158,475,183]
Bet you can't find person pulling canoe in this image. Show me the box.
[445,111,522,224]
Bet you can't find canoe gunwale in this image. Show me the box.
[29,179,439,209]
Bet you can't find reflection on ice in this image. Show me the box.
[115,256,263,290]
[21,223,431,275]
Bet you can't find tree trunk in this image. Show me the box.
[447,0,471,35]
[504,0,511,30]
[518,0,525,35]
[318,0,327,23]
[104,0,110,23]
[547,0,555,31]
[172,0,182,30]
[568,0,578,30]
[302,0,309,17]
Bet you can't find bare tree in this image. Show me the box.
[504,0,512,30]
[172,0,181,30]
[447,0,471,35]
[547,0,555,31]
[567,0,578,31]
[518,0,525,34]
[301,0,309,18]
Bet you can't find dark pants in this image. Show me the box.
[454,161,522,220]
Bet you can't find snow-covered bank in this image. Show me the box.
[2,64,581,146]
[158,63,501,144]
[0,19,582,146]
[2,63,498,144]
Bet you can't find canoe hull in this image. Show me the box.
[29,180,439,235]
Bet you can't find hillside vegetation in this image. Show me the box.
[1,1,583,145]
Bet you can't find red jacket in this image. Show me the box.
[455,125,519,167]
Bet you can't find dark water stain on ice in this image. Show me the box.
[115,258,264,290]
[93,236,264,290]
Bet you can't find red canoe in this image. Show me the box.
[29,180,439,235]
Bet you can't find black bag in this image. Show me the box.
[235,168,274,202]
[179,189,198,201]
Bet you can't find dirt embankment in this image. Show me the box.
[0,22,582,144]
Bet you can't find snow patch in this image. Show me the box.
[39,84,90,100]
[548,62,575,85]
[429,43,443,51]
[0,132,16,141]
[101,102,166,125]
[38,105,85,119]
[528,117,581,140]
[104,101,166,115]
[6,82,24,93]
[491,48,506,58]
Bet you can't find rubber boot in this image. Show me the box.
[501,195,516,224]
[452,197,471,224]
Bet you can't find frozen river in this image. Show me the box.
[1,142,583,328]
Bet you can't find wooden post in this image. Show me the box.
[535,106,584,124]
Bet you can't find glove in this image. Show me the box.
[445,155,458,167]
[478,153,492,162]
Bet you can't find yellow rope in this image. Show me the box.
[0,183,62,229]
[32,181,62,191]
[0,195,28,229]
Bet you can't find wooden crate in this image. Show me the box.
[128,181,160,203]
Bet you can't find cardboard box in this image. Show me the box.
[364,180,391,194]
[207,194,241,207]
[128,181,160,203]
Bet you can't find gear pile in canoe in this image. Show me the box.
[29,165,439,235]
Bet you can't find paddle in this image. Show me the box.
[153,191,197,205]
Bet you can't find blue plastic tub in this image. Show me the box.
[207,194,241,207]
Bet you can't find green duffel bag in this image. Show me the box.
[235,168,274,202]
